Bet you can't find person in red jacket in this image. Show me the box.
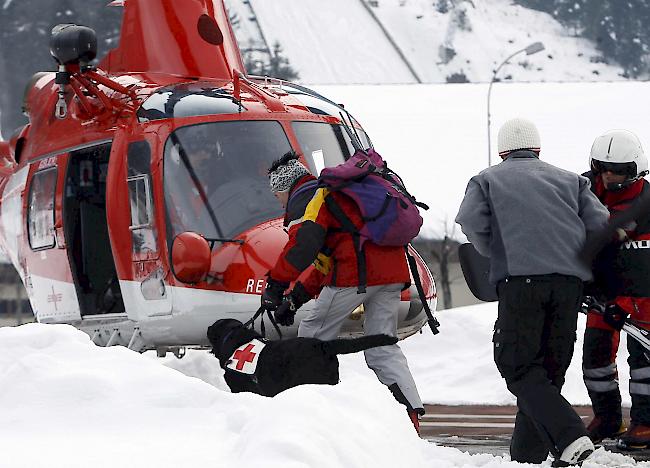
[260,151,424,431]
[582,129,650,449]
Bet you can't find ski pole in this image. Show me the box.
[581,296,650,353]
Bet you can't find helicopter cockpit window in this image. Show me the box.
[163,120,291,243]
[127,141,157,256]
[283,86,372,150]
[292,122,366,174]
[28,167,57,250]
[137,83,246,122]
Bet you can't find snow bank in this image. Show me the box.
[0,319,646,466]
[0,323,475,468]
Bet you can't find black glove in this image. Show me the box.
[603,303,628,331]
[274,300,296,327]
[273,282,312,327]
[261,277,289,312]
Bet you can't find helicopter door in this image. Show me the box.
[24,155,81,322]
[63,143,126,317]
[116,139,172,318]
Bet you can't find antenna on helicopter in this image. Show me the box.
[345,109,366,151]
[338,111,366,155]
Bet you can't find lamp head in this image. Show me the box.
[525,42,545,55]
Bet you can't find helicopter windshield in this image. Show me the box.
[164,121,292,243]
[292,121,372,174]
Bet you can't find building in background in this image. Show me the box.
[0,262,32,327]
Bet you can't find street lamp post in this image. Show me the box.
[487,42,545,167]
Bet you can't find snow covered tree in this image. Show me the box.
[244,41,300,81]
[0,0,122,135]
[514,0,650,77]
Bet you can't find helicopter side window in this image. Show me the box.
[127,141,157,256]
[128,176,151,227]
[291,122,357,174]
[27,167,57,250]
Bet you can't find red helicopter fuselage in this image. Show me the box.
[0,0,435,354]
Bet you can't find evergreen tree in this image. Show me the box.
[514,0,650,77]
[0,0,122,136]
[244,41,300,81]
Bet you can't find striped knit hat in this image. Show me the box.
[268,152,311,193]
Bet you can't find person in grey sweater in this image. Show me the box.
[456,117,609,466]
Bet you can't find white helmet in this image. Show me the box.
[589,129,648,178]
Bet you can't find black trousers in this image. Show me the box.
[494,274,587,463]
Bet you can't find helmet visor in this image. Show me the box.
[592,160,637,178]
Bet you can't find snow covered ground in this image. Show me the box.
[1,309,645,468]
[227,0,625,84]
[161,304,632,408]
[312,81,650,238]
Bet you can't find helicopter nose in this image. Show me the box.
[210,219,288,292]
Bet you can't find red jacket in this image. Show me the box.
[269,175,410,296]
[587,176,650,329]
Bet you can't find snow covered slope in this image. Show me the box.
[242,0,417,83]
[225,0,624,84]
[371,0,622,82]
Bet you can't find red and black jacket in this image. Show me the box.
[269,175,410,297]
[587,173,650,321]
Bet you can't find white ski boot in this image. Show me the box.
[553,436,594,467]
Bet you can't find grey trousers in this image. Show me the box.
[298,283,423,410]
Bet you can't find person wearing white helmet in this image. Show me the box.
[456,117,609,466]
[582,129,650,449]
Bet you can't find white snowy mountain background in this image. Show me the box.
[2,1,650,467]
[225,0,627,84]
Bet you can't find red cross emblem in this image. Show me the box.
[232,343,257,370]
[47,285,63,311]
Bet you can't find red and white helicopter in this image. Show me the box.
[0,0,436,355]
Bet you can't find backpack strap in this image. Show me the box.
[363,193,393,222]
[405,248,440,335]
[324,195,368,294]
[379,169,430,210]
[287,179,319,213]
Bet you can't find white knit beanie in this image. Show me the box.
[497,118,541,156]
[268,159,311,193]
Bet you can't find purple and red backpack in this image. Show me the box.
[317,148,428,247]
